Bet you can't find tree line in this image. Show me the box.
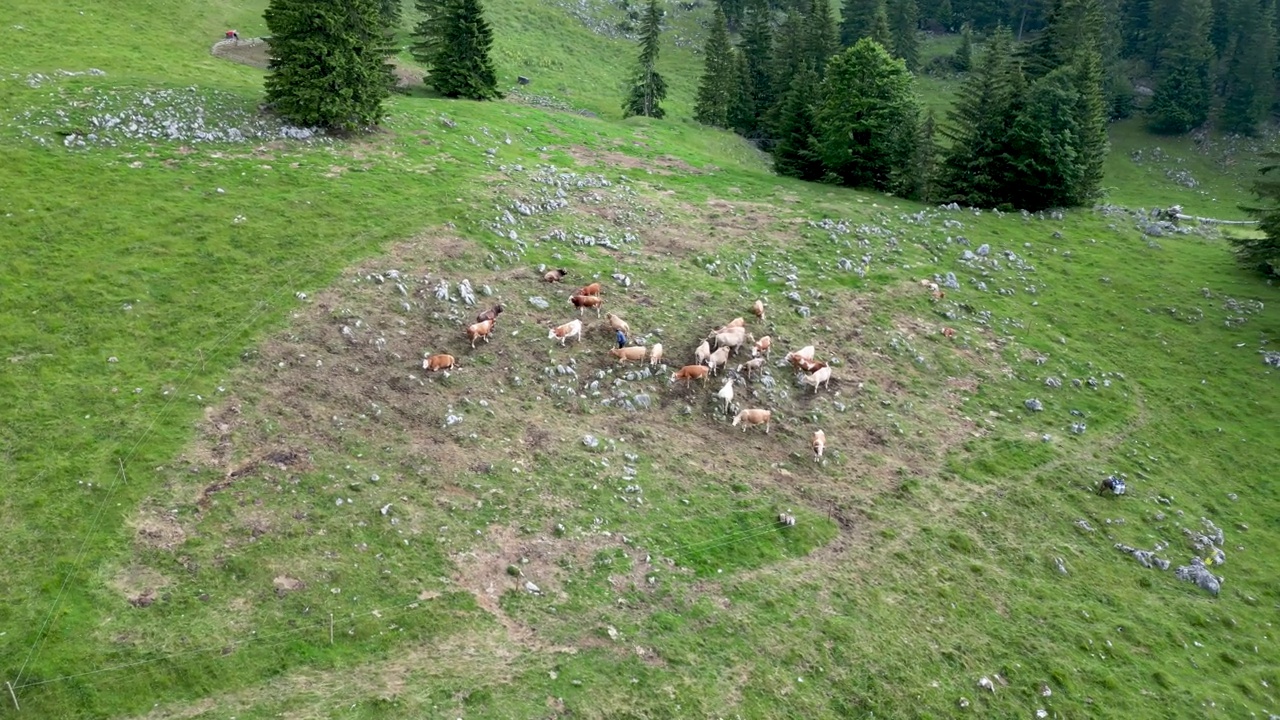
[670,0,1107,209]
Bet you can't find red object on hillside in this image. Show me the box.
[224,30,240,40]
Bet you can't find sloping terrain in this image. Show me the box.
[0,1,1278,719]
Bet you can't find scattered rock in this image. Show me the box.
[582,434,599,448]
[528,296,550,309]
[1175,558,1222,595]
[976,244,990,257]
[1024,398,1044,412]
[1044,376,1062,388]
[524,580,541,594]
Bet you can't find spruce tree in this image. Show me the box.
[414,0,500,100]
[411,0,447,67]
[380,0,404,34]
[1006,68,1081,209]
[623,0,668,118]
[773,62,825,179]
[841,0,894,47]
[765,9,809,136]
[911,109,940,200]
[1237,151,1280,276]
[264,0,394,131]
[806,0,841,73]
[889,0,921,69]
[814,39,921,193]
[718,0,747,29]
[729,50,758,133]
[940,26,1024,205]
[1065,49,1109,205]
[953,21,974,70]
[1147,0,1212,133]
[1219,0,1277,134]
[739,0,775,134]
[695,6,738,127]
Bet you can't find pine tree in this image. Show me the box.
[718,0,747,29]
[940,26,1024,205]
[889,0,921,69]
[264,0,394,131]
[1065,49,1109,204]
[911,109,940,200]
[695,6,738,127]
[380,0,404,34]
[729,50,758,133]
[773,62,825,179]
[623,0,668,118]
[841,0,894,47]
[413,0,500,99]
[738,0,774,134]
[814,39,921,193]
[1005,67,1080,210]
[1237,151,1280,276]
[1219,0,1277,134]
[1147,0,1212,133]
[953,21,974,70]
[806,0,841,73]
[764,9,808,136]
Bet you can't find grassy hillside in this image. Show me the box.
[1,1,1278,718]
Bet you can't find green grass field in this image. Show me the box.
[1,1,1278,718]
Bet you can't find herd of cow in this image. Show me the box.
[420,268,835,460]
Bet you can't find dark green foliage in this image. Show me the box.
[1065,50,1109,204]
[1022,0,1104,80]
[814,39,921,194]
[379,0,403,33]
[729,50,758,133]
[841,0,894,47]
[412,0,500,100]
[940,27,1024,205]
[1005,68,1081,209]
[805,0,841,73]
[738,0,774,134]
[1218,0,1277,134]
[695,6,738,127]
[954,22,974,70]
[263,0,394,131]
[912,109,940,200]
[1147,0,1213,133]
[773,62,825,179]
[1210,0,1232,56]
[1237,152,1280,276]
[888,0,921,69]
[765,9,808,134]
[623,0,668,118]
[718,0,747,29]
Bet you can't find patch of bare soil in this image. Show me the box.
[211,39,422,89]
[110,565,171,608]
[128,510,187,551]
[565,146,703,176]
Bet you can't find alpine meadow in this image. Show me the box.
[2,0,1280,717]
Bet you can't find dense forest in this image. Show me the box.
[691,0,1278,209]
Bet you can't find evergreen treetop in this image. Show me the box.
[694,6,738,127]
[623,0,668,118]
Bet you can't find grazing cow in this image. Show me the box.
[932,288,946,301]
[705,345,731,375]
[422,353,456,372]
[732,408,772,433]
[548,319,583,346]
[717,379,734,413]
[570,294,603,317]
[942,327,956,339]
[785,345,816,365]
[544,268,569,283]
[576,282,602,297]
[606,312,630,335]
[736,356,765,378]
[802,365,832,393]
[751,335,771,358]
[609,346,647,363]
[670,364,710,385]
[752,299,765,321]
[475,304,504,324]
[710,327,747,355]
[649,343,664,366]
[793,357,827,373]
[694,340,712,365]
[466,319,495,348]
[811,430,826,460]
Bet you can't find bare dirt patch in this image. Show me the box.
[565,145,703,176]
[212,39,422,89]
[110,565,171,608]
[128,510,187,551]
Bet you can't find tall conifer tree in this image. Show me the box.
[841,0,894,47]
[418,0,500,100]
[1219,0,1277,134]
[889,0,921,69]
[1147,0,1213,132]
[940,27,1024,205]
[773,62,825,179]
[264,0,394,130]
[623,0,668,118]
[739,0,775,134]
[806,0,841,73]
[695,6,738,127]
